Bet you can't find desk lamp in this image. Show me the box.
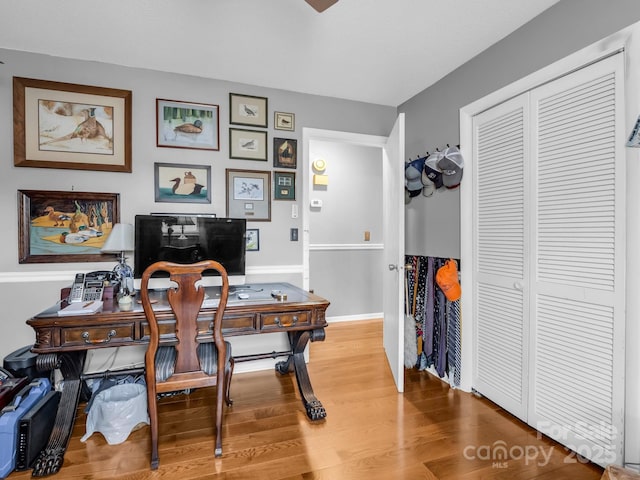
[101,223,135,299]
[176,216,195,240]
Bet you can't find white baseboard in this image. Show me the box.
[326,313,382,323]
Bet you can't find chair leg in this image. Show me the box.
[215,376,225,457]
[225,357,234,406]
[147,387,160,470]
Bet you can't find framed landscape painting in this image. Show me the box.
[13,77,132,172]
[18,190,120,264]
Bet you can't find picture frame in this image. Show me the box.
[226,169,271,221]
[246,229,260,251]
[13,77,132,172]
[274,111,295,131]
[229,93,268,128]
[273,137,297,169]
[274,171,296,200]
[154,163,212,204]
[156,98,220,151]
[229,128,268,161]
[18,190,120,264]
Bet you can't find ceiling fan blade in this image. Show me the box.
[304,0,339,13]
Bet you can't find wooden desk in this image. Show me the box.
[27,282,329,476]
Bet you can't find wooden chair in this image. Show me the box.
[140,260,233,470]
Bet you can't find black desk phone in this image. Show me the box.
[69,271,113,303]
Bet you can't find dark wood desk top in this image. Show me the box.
[28,282,330,354]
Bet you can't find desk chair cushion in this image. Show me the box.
[154,342,232,383]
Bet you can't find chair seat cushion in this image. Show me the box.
[155,342,232,382]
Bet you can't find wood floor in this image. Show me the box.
[10,319,605,479]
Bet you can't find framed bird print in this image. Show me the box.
[229,93,268,128]
[274,111,295,131]
[13,77,132,172]
[18,189,121,264]
[226,169,271,221]
[156,99,220,151]
[229,128,268,161]
[154,163,212,204]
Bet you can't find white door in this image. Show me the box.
[470,52,625,466]
[382,113,406,392]
[528,53,625,466]
[472,94,531,421]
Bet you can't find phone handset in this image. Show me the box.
[69,273,85,303]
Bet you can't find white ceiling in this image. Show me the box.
[0,0,560,106]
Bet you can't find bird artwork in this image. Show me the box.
[241,139,256,150]
[59,226,103,244]
[172,119,203,141]
[171,172,205,196]
[40,107,112,149]
[43,206,72,227]
[242,104,257,117]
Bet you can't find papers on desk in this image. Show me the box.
[58,300,104,316]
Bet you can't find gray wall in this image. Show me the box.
[0,48,396,358]
[308,141,383,319]
[400,0,640,259]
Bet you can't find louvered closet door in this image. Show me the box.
[528,53,625,466]
[472,94,531,421]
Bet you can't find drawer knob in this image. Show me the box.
[82,329,116,345]
[274,316,298,328]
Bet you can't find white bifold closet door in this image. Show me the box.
[472,52,625,466]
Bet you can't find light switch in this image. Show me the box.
[364,231,370,241]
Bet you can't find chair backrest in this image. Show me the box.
[140,260,229,383]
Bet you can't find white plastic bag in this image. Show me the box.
[81,383,149,445]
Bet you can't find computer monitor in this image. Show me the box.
[133,214,246,290]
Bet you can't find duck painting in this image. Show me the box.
[44,206,72,227]
[59,226,103,244]
[172,119,203,141]
[171,172,205,196]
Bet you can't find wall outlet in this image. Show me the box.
[290,228,298,241]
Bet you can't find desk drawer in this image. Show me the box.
[141,314,258,340]
[61,325,135,347]
[261,311,310,331]
[197,314,257,334]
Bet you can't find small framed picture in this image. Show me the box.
[229,93,268,128]
[274,171,296,200]
[273,137,297,169]
[246,229,260,251]
[229,128,268,161]
[154,163,211,204]
[274,111,295,131]
[156,99,220,151]
[226,169,271,221]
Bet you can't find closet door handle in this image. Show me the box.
[513,281,523,291]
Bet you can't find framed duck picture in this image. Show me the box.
[156,99,220,151]
[154,163,212,204]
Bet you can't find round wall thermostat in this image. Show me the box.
[313,159,327,172]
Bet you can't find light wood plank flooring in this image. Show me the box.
[10,319,604,479]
